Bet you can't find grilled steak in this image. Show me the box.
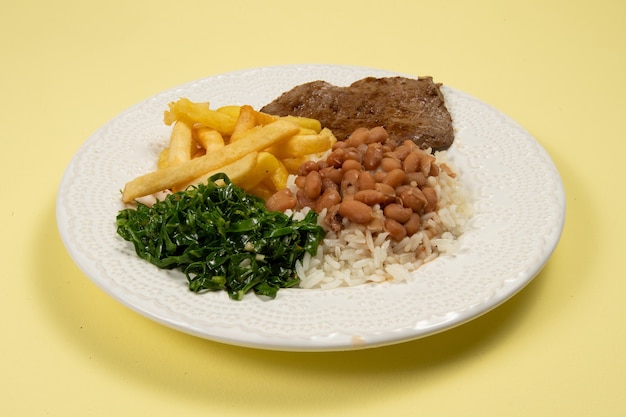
[261,76,455,151]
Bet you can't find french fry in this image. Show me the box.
[192,147,206,158]
[295,128,319,136]
[164,98,237,135]
[230,105,280,142]
[237,152,282,190]
[178,152,259,191]
[122,119,300,203]
[166,120,194,167]
[321,127,338,146]
[255,110,278,126]
[194,126,225,152]
[268,157,289,190]
[216,105,241,119]
[184,151,286,193]
[157,147,170,170]
[280,115,322,132]
[280,156,311,174]
[230,105,258,142]
[266,132,332,159]
[123,97,337,206]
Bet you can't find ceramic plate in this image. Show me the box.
[56,64,565,351]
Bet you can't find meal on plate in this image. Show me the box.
[116,76,472,300]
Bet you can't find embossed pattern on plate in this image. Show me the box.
[56,65,565,351]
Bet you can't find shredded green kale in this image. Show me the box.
[116,173,325,300]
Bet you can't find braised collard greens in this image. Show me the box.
[117,173,325,300]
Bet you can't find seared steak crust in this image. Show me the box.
[261,76,455,151]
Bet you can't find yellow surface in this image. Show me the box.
[2,0,624,415]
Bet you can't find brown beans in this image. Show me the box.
[320,166,343,185]
[382,139,397,152]
[392,143,412,160]
[399,188,427,212]
[343,147,362,162]
[294,175,306,189]
[401,139,419,151]
[404,213,422,235]
[354,189,386,206]
[404,172,427,187]
[264,126,451,240]
[363,142,383,170]
[265,188,296,212]
[374,183,396,204]
[296,189,315,209]
[322,177,339,192]
[368,126,388,143]
[316,188,342,212]
[338,200,373,224]
[383,203,412,223]
[373,170,386,183]
[428,162,440,177]
[341,169,360,196]
[342,159,362,172]
[384,218,407,241]
[421,154,436,176]
[422,187,438,212]
[304,170,322,199]
[324,204,343,232]
[356,170,376,190]
[381,168,405,188]
[326,148,346,168]
[345,127,370,147]
[298,160,319,176]
[403,151,421,173]
[380,157,402,172]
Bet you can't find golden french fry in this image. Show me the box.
[157,147,170,170]
[216,105,241,119]
[177,152,259,191]
[280,156,311,174]
[296,128,319,136]
[192,147,206,158]
[166,120,194,167]
[268,157,289,190]
[122,119,300,203]
[194,126,225,152]
[237,151,281,190]
[164,98,236,135]
[255,110,278,126]
[266,132,332,159]
[230,105,258,142]
[320,127,338,147]
[280,115,322,132]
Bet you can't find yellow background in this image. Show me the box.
[2,0,624,415]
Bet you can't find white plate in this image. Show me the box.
[56,64,565,351]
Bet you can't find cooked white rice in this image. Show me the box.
[287,150,473,289]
